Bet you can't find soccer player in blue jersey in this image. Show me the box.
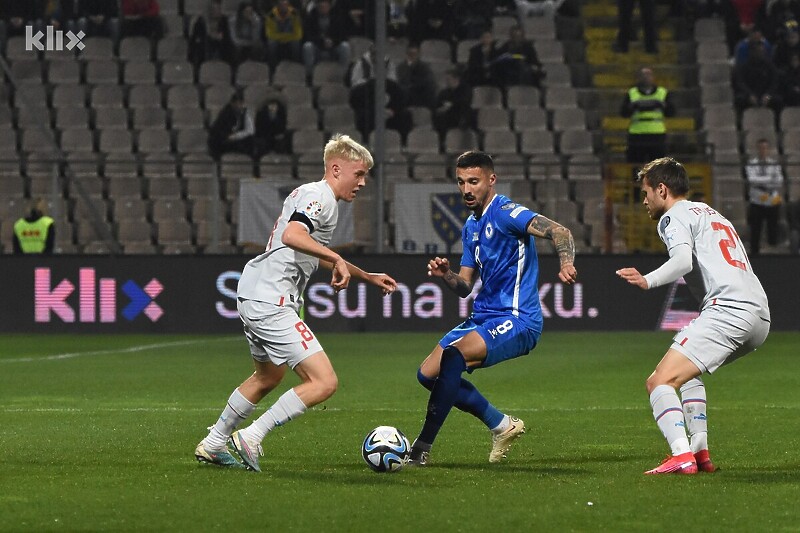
[408,151,578,465]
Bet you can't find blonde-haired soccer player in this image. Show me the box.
[195,134,397,471]
[617,157,770,474]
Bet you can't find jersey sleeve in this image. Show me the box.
[460,221,477,268]
[657,208,692,252]
[292,187,334,234]
[495,201,537,237]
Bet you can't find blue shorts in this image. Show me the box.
[439,314,540,371]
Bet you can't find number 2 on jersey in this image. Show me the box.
[711,221,746,271]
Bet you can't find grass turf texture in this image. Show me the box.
[1,332,799,532]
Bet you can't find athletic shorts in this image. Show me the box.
[237,298,323,369]
[671,305,770,374]
[439,314,540,371]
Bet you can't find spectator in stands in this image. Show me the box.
[255,97,289,154]
[397,43,438,109]
[349,46,398,87]
[208,93,257,159]
[745,137,785,255]
[734,40,784,112]
[121,0,162,39]
[189,0,234,65]
[515,0,562,17]
[0,1,42,40]
[76,0,119,40]
[13,198,54,255]
[229,1,264,64]
[788,197,800,254]
[781,52,800,105]
[772,20,800,71]
[265,0,303,68]
[44,0,79,34]
[433,68,473,135]
[612,0,658,54]
[761,0,800,42]
[466,30,501,87]
[407,0,456,45]
[620,67,675,163]
[349,77,412,141]
[733,28,772,66]
[721,0,767,55]
[494,24,544,88]
[302,0,350,78]
[453,0,493,40]
[387,0,410,40]
[335,0,376,40]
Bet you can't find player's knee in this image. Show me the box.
[316,373,338,400]
[253,372,282,394]
[417,368,435,390]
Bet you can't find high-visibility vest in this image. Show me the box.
[13,216,53,253]
[628,86,667,134]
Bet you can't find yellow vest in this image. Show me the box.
[628,86,667,134]
[14,216,53,253]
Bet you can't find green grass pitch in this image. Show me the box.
[2,332,799,532]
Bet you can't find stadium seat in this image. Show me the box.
[368,130,403,154]
[476,108,511,131]
[80,37,114,60]
[705,129,741,154]
[161,61,195,85]
[420,39,452,63]
[99,130,135,154]
[113,198,149,222]
[696,42,729,64]
[559,130,594,155]
[287,107,320,131]
[60,128,95,152]
[156,37,189,61]
[291,129,326,154]
[203,85,236,113]
[170,108,206,129]
[147,176,184,198]
[316,85,349,107]
[412,153,449,181]
[167,86,201,109]
[85,60,119,84]
[107,176,144,198]
[175,128,209,153]
[11,60,43,85]
[472,86,504,109]
[492,154,528,180]
[520,130,555,156]
[93,107,129,130]
[52,85,87,108]
[129,85,164,109]
[321,105,356,132]
[482,130,519,155]
[236,61,271,86]
[132,107,168,130]
[312,63,346,87]
[91,85,126,108]
[47,61,81,84]
[542,64,572,88]
[741,108,776,132]
[199,61,233,86]
[406,128,441,155]
[693,18,726,42]
[445,128,478,155]
[551,108,586,132]
[272,61,307,88]
[137,129,173,154]
[543,87,578,110]
[119,37,153,61]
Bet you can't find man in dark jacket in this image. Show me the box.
[494,24,544,88]
[734,40,784,112]
[208,94,256,159]
[433,68,472,135]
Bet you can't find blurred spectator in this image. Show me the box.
[762,0,800,42]
[397,43,438,109]
[733,28,772,66]
[302,0,351,77]
[265,0,303,68]
[613,0,658,54]
[745,138,785,255]
[335,0,376,39]
[734,40,783,112]
[772,21,800,71]
[13,198,54,255]
[349,46,398,87]
[387,0,410,40]
[349,78,412,140]
[620,67,674,163]
[77,0,119,39]
[189,0,234,65]
[0,0,42,40]
[229,1,263,64]
[465,30,501,87]
[433,68,472,135]
[721,0,767,55]
[454,0,493,40]
[208,93,257,159]
[781,52,800,105]
[515,0,562,17]
[788,198,800,253]
[44,0,79,33]
[408,0,456,44]
[494,24,544,88]
[121,0,162,39]
[255,97,289,154]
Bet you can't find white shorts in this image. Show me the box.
[671,305,770,374]
[237,298,323,369]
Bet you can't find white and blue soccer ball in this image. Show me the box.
[361,426,411,473]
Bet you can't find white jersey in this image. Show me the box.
[657,200,770,321]
[237,180,338,312]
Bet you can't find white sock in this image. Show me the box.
[680,378,708,454]
[650,384,691,456]
[204,388,256,451]
[491,414,510,435]
[243,388,307,443]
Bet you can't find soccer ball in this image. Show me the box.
[361,426,411,473]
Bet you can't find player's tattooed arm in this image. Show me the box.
[443,269,473,298]
[527,215,578,284]
[428,257,473,297]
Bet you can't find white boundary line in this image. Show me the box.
[0,336,240,363]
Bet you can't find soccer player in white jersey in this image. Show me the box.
[617,157,771,475]
[195,134,397,471]
[407,151,578,466]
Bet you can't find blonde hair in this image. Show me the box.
[323,133,374,169]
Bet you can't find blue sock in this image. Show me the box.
[416,346,467,447]
[417,369,504,430]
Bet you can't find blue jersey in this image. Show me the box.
[460,194,543,333]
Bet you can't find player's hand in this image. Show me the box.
[558,264,578,285]
[370,273,397,295]
[331,259,351,293]
[616,267,648,289]
[427,257,450,277]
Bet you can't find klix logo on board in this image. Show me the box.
[34,268,164,323]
